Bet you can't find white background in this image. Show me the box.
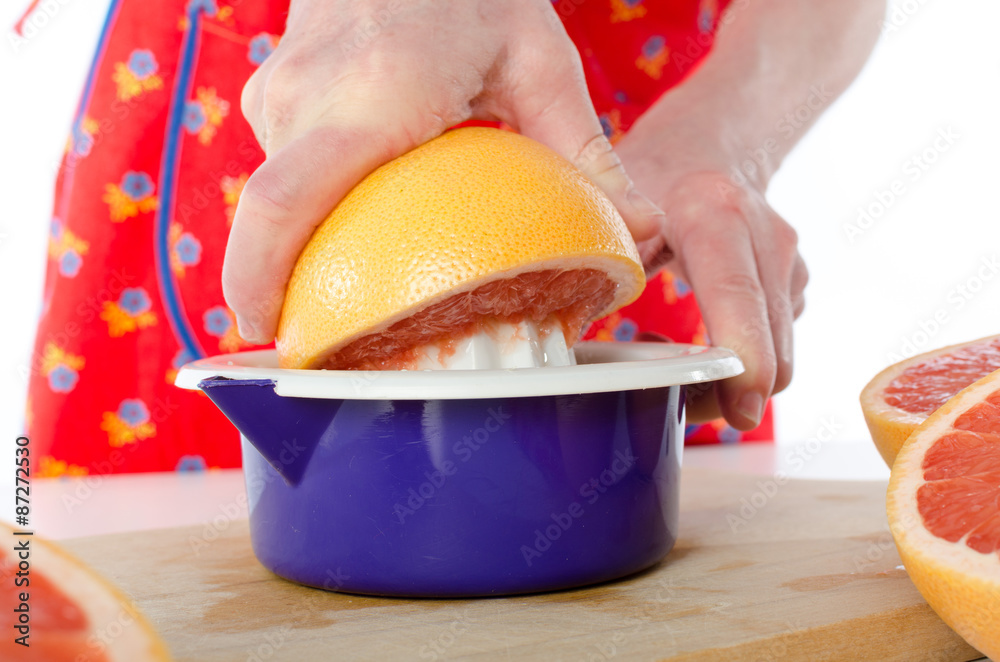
[0,0,997,487]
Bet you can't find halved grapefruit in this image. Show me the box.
[887,368,1000,660]
[0,521,171,661]
[860,334,1000,466]
[276,127,645,370]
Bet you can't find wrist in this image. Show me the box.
[630,83,782,193]
[615,90,784,193]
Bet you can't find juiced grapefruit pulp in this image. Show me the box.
[318,268,614,370]
[861,334,1000,466]
[916,388,1000,555]
[883,338,1000,414]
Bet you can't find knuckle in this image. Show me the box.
[255,52,316,136]
[260,87,295,139]
[573,133,622,178]
[718,181,754,211]
[709,271,763,301]
[674,207,745,246]
[241,65,273,146]
[795,258,810,290]
[772,217,799,248]
[237,168,296,227]
[240,68,264,119]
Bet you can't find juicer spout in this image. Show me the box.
[197,377,338,485]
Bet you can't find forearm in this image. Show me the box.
[636,0,885,189]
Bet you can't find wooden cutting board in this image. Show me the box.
[64,467,983,662]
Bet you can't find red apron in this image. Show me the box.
[26,0,770,477]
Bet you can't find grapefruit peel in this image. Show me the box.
[887,368,1000,660]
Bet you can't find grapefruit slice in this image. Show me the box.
[887,368,1000,660]
[0,521,171,661]
[860,334,1000,466]
[276,127,645,370]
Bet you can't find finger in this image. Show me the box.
[683,381,724,424]
[240,57,271,150]
[636,233,675,276]
[499,31,665,243]
[790,253,809,319]
[223,125,399,343]
[792,293,806,319]
[672,209,777,431]
[634,331,722,421]
[752,215,799,395]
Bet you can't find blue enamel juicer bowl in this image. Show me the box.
[176,342,742,597]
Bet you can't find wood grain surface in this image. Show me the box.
[64,467,984,661]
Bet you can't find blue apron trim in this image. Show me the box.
[55,0,123,221]
[155,2,208,360]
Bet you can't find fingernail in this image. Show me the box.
[736,391,764,426]
[235,315,258,344]
[627,187,665,217]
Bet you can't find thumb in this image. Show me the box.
[222,126,404,343]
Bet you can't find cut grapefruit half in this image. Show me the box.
[886,368,1000,660]
[0,521,171,661]
[860,334,1000,466]
[276,127,645,370]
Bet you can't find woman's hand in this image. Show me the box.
[615,116,808,430]
[610,0,882,429]
[223,0,664,344]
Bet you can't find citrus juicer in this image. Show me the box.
[176,340,742,597]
